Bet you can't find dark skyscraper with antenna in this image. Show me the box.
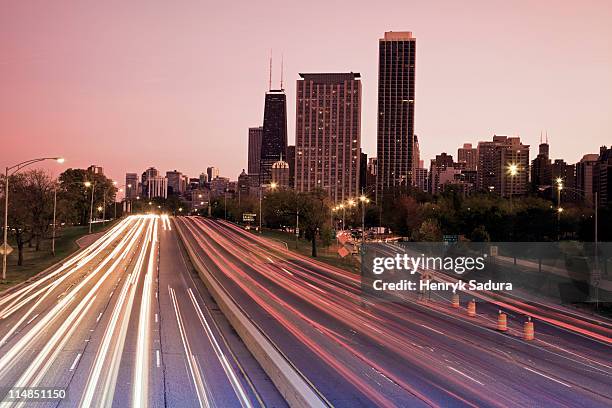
[260,90,288,185]
[259,54,288,185]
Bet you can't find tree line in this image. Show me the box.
[1,168,117,265]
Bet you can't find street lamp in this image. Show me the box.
[51,179,88,256]
[258,183,278,233]
[507,163,518,206]
[3,157,64,280]
[339,203,345,231]
[556,177,564,225]
[359,195,370,245]
[84,181,96,234]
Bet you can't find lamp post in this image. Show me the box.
[507,163,518,208]
[84,181,96,234]
[52,179,91,256]
[224,188,228,220]
[359,195,370,245]
[3,157,64,280]
[52,183,57,256]
[339,203,345,231]
[258,183,277,233]
[555,177,563,223]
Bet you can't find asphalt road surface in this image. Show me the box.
[0,215,284,408]
[175,216,612,408]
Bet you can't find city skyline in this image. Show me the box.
[1,1,611,186]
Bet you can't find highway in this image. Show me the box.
[175,216,612,408]
[0,215,283,408]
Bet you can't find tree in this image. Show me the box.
[470,225,490,242]
[58,168,117,225]
[1,170,54,265]
[297,189,331,257]
[414,219,442,242]
[391,196,423,238]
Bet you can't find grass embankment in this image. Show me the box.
[257,229,359,273]
[0,221,115,292]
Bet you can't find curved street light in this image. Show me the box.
[3,157,64,280]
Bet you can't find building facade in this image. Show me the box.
[376,31,416,200]
[125,173,139,200]
[248,126,263,179]
[477,135,530,197]
[260,90,288,185]
[147,176,168,199]
[457,143,478,171]
[576,154,599,204]
[206,167,219,183]
[286,145,296,189]
[166,170,186,195]
[271,159,290,188]
[295,73,361,202]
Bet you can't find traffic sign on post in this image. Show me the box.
[0,243,13,256]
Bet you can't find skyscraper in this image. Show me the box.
[206,166,219,182]
[248,126,263,178]
[531,139,552,193]
[125,173,139,200]
[376,31,416,201]
[477,135,530,197]
[166,170,185,195]
[457,143,478,171]
[260,90,287,185]
[295,73,361,202]
[576,154,599,204]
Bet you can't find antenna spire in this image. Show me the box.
[280,53,284,90]
[268,49,273,91]
[545,130,548,144]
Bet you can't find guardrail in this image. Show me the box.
[173,218,329,408]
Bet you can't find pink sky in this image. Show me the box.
[1,0,611,186]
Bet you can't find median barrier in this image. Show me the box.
[174,219,328,408]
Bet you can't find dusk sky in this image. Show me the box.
[1,0,611,186]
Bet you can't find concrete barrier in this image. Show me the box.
[174,219,329,408]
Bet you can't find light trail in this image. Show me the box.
[187,288,253,408]
[79,216,155,408]
[178,217,612,408]
[169,286,211,408]
[132,216,158,408]
[0,217,146,379]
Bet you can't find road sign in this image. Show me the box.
[443,234,458,243]
[0,243,13,256]
[242,213,256,222]
[337,246,350,258]
[337,232,349,245]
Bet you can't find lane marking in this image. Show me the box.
[447,366,484,385]
[524,366,572,388]
[26,314,39,325]
[156,350,161,368]
[70,353,82,371]
[420,324,445,336]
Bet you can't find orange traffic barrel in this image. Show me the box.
[524,316,535,340]
[451,294,460,309]
[467,299,476,317]
[497,311,508,331]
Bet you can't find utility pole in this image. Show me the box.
[88,182,95,234]
[295,208,299,249]
[259,187,262,233]
[52,183,57,256]
[3,167,9,280]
